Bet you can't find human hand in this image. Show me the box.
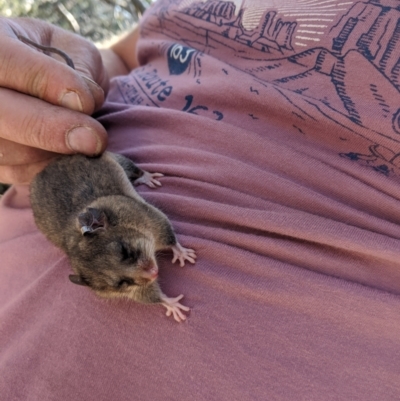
[0,17,109,184]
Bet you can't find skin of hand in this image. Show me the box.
[99,26,140,78]
[0,17,139,185]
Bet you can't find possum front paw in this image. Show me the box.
[171,242,197,267]
[134,171,164,188]
[161,294,190,322]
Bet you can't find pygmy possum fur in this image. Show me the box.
[30,152,196,322]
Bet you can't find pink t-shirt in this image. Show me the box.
[2,1,400,399]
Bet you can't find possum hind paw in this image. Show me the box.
[134,171,164,188]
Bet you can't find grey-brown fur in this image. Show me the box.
[30,152,195,320]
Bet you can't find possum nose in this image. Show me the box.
[143,261,156,272]
[141,262,158,280]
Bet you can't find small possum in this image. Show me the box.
[30,152,196,322]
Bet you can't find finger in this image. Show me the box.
[51,29,108,110]
[49,23,109,102]
[79,75,106,112]
[0,159,54,185]
[0,88,107,155]
[0,137,57,166]
[1,19,105,114]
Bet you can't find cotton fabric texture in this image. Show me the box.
[1,0,400,399]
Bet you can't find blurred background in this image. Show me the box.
[0,0,152,42]
[0,0,152,194]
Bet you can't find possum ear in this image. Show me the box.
[78,208,107,235]
[69,274,89,286]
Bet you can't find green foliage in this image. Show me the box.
[0,0,152,42]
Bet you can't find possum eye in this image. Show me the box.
[120,243,141,264]
[129,249,141,264]
[120,244,130,261]
[116,277,135,288]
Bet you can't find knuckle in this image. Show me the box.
[25,68,50,99]
[0,47,17,85]
[20,112,48,149]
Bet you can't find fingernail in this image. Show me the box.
[80,75,104,96]
[66,126,101,155]
[61,91,83,112]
